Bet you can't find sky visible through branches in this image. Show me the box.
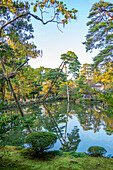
[28,0,112,69]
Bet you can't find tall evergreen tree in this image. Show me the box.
[83,1,113,67]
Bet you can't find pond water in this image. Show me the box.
[1,100,113,156]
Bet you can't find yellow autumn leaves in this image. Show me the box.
[30,0,77,24]
[7,39,15,49]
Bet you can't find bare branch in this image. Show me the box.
[57,23,63,33]
[0,10,63,36]
[15,58,29,73]
[29,13,44,23]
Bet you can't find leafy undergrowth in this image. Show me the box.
[0,146,113,170]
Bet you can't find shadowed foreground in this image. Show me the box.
[0,146,113,170]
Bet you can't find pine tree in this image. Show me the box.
[83,1,113,67]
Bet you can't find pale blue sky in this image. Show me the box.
[28,0,107,68]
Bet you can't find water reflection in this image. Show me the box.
[1,101,113,154]
[75,104,113,135]
[43,103,81,152]
[60,126,81,152]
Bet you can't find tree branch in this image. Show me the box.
[0,12,62,36]
[0,58,29,80]
[30,13,62,25]
[6,58,29,79]
[101,10,113,20]
[0,12,30,32]
[15,58,29,72]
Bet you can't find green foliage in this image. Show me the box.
[53,150,63,155]
[0,114,19,134]
[25,131,57,152]
[84,1,113,67]
[106,129,113,133]
[61,51,81,78]
[0,0,78,104]
[1,146,113,170]
[45,68,66,83]
[87,87,113,107]
[0,100,9,107]
[73,74,88,100]
[88,146,107,157]
[60,126,81,152]
[0,0,39,68]
[0,114,35,135]
[24,116,36,127]
[1,129,26,148]
[69,151,85,157]
[0,114,29,148]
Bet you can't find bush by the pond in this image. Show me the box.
[25,131,57,152]
[88,146,107,157]
[69,151,85,157]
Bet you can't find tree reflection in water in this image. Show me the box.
[75,103,113,135]
[60,126,81,152]
[1,100,113,151]
[43,103,81,152]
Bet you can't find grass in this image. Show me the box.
[0,146,113,170]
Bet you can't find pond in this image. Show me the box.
[1,100,113,156]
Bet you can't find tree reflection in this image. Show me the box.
[72,103,113,135]
[43,102,81,152]
[1,100,113,149]
[60,126,81,152]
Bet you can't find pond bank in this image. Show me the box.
[0,146,113,170]
[0,97,102,111]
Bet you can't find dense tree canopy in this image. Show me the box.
[0,0,78,108]
[1,1,113,158]
[61,51,81,79]
[83,1,113,67]
[0,1,112,107]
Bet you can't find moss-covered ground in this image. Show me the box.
[0,146,113,170]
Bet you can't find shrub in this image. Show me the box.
[69,151,85,157]
[25,131,57,152]
[88,146,107,157]
[53,150,63,156]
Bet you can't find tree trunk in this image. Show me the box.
[43,61,64,100]
[65,64,69,102]
[0,56,31,134]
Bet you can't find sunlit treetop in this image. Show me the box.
[61,51,81,78]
